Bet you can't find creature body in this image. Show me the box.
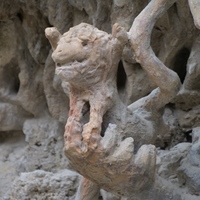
[45,19,180,198]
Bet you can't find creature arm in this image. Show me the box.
[129,0,181,112]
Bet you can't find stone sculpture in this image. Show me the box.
[45,0,200,198]
[1,0,200,199]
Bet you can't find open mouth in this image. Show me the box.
[55,61,87,80]
[55,60,99,84]
[55,61,77,72]
[56,61,88,74]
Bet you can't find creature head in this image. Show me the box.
[45,23,127,87]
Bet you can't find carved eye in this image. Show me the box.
[82,40,88,47]
[57,63,61,67]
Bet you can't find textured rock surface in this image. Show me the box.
[0,0,200,199]
[4,170,80,200]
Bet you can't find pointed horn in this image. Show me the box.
[112,23,128,46]
[45,27,61,50]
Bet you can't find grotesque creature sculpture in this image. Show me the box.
[45,0,182,199]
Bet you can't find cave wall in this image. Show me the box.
[0,0,200,199]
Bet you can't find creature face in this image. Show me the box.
[52,35,90,83]
[45,23,127,86]
[46,24,109,85]
[52,37,87,64]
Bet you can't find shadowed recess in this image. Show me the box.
[81,101,90,125]
[172,48,190,83]
[117,60,127,90]
[1,63,20,94]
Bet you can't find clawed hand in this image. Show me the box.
[64,123,156,197]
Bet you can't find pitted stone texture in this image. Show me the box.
[18,117,69,172]
[4,170,80,200]
[157,143,192,179]
[0,131,26,200]
[175,105,200,129]
[177,128,200,196]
